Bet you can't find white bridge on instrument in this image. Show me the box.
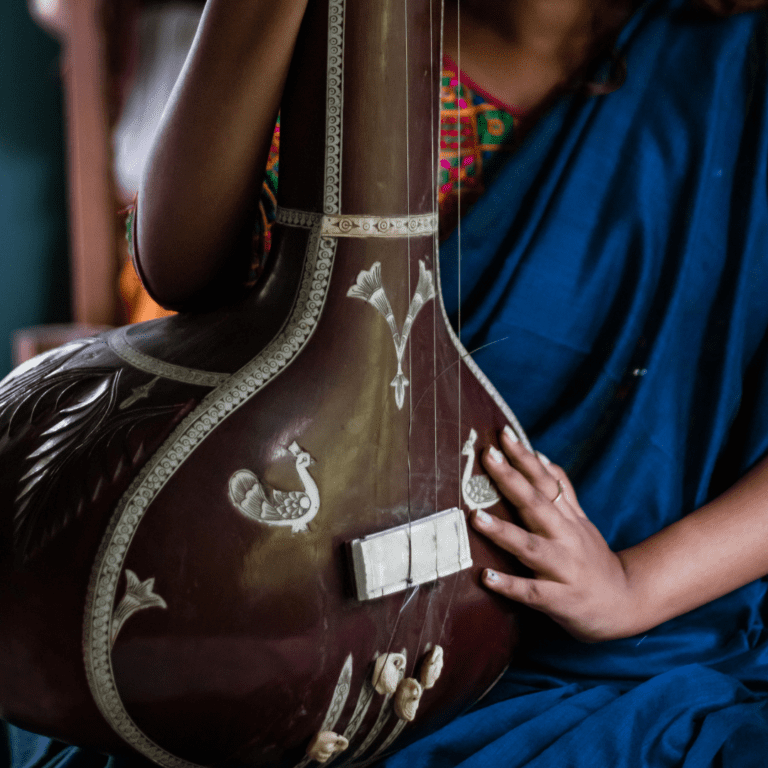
[349,507,472,601]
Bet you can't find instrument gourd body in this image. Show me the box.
[0,1,528,765]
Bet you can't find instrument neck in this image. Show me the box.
[278,0,441,219]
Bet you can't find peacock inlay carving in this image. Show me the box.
[461,429,500,511]
[228,442,320,532]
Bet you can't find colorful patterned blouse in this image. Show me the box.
[123,58,520,321]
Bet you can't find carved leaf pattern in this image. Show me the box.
[347,264,400,341]
[111,569,168,646]
[0,340,193,561]
[399,260,436,354]
[347,261,436,410]
[346,262,383,303]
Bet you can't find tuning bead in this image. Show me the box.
[306,731,349,763]
[372,652,407,695]
[394,677,423,722]
[419,645,444,689]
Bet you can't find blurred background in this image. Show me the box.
[0,0,204,379]
[1,0,70,378]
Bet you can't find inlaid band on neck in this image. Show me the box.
[276,207,439,238]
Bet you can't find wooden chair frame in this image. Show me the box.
[16,0,140,365]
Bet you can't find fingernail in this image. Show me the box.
[488,446,504,463]
[536,451,551,466]
[503,425,519,443]
[484,569,499,583]
[475,510,492,526]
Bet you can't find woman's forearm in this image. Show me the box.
[619,454,768,635]
[137,0,309,310]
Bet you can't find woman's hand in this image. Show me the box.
[472,427,643,643]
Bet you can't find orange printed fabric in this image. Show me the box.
[122,66,518,324]
[248,116,280,286]
[439,56,520,238]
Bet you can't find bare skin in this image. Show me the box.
[442,0,632,114]
[472,428,768,643]
[136,0,630,308]
[136,0,309,309]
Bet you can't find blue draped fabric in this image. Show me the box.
[5,0,768,766]
[438,0,768,686]
[381,0,768,764]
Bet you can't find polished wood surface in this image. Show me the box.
[0,1,524,764]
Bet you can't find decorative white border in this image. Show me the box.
[84,0,529,760]
[84,2,348,763]
[108,330,229,388]
[324,0,345,214]
[276,208,323,229]
[84,224,336,768]
[277,208,438,239]
[323,213,437,237]
[292,654,354,768]
[433,241,532,451]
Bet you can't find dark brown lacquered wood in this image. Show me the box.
[0,1,524,766]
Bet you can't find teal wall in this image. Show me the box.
[0,2,71,379]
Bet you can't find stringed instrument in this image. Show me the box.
[0,1,528,765]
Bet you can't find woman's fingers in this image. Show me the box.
[472,509,563,579]
[499,426,559,498]
[468,428,635,642]
[483,450,572,534]
[485,428,584,522]
[536,455,586,517]
[482,567,559,610]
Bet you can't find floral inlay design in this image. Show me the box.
[111,569,168,646]
[347,260,436,409]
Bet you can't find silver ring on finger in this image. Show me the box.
[550,480,565,504]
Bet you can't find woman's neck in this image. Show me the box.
[443,0,633,114]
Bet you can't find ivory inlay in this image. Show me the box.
[277,207,438,238]
[109,329,229,388]
[347,260,436,410]
[350,507,472,601]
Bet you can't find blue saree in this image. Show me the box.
[381,0,768,765]
[5,0,768,766]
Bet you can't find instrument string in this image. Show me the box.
[406,0,414,572]
[399,0,473,685]
[411,0,442,669]
[406,0,413,429]
[362,0,421,731]
[335,3,420,748]
[400,0,423,686]
[405,0,414,598]
[456,0,462,513]
[435,0,466,651]
[410,338,512,428]
[412,0,465,665]
[432,0,439,534]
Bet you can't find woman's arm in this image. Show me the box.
[136,0,309,310]
[472,428,768,642]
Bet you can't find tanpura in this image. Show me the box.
[0,1,528,765]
